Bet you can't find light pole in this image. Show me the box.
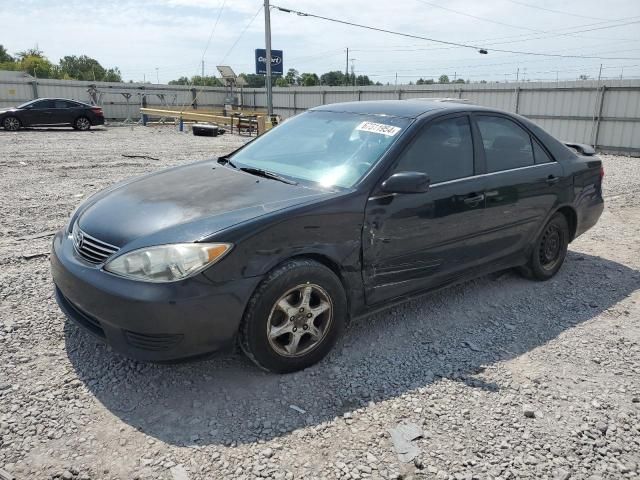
[155,67,159,84]
[264,0,273,116]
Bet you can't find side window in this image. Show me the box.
[394,116,474,184]
[32,100,54,109]
[532,140,553,164]
[54,100,73,109]
[476,116,534,172]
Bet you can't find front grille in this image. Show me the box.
[72,224,119,264]
[124,331,184,351]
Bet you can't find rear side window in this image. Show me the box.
[533,140,553,164]
[54,100,73,109]
[476,116,534,172]
[394,116,474,184]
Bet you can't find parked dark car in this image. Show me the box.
[51,100,604,373]
[0,98,104,131]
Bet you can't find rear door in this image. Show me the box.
[363,113,488,305]
[51,100,76,125]
[472,114,565,263]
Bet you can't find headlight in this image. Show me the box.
[104,243,232,282]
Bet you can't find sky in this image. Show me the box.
[2,0,640,85]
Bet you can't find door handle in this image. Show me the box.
[463,193,485,205]
[546,175,560,185]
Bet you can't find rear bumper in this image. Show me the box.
[575,196,604,239]
[51,230,261,362]
[92,116,105,126]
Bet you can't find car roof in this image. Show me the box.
[311,99,498,119]
[33,98,87,104]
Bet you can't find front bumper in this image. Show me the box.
[51,230,262,362]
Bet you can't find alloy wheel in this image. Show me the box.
[266,283,333,357]
[76,117,91,130]
[4,117,20,131]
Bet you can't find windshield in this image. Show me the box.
[230,111,411,188]
[17,100,38,109]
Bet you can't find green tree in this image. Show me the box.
[454,78,466,84]
[285,68,299,85]
[300,72,319,86]
[59,55,105,81]
[438,74,450,84]
[320,70,346,86]
[20,55,57,78]
[275,77,289,87]
[239,73,266,88]
[0,45,13,63]
[103,67,122,82]
[355,75,374,86]
[16,48,45,60]
[58,55,122,82]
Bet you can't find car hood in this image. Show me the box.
[77,160,335,247]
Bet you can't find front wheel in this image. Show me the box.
[2,116,21,131]
[518,212,569,281]
[239,259,347,373]
[74,116,91,131]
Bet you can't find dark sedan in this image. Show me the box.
[51,100,604,373]
[0,98,104,131]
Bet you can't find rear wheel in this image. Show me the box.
[518,213,569,281]
[2,116,20,131]
[239,259,347,373]
[74,116,91,131]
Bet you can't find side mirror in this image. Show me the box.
[381,171,430,194]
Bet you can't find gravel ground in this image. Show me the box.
[0,126,639,480]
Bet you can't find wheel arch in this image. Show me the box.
[244,252,356,323]
[555,205,578,242]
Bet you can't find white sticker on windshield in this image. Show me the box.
[356,121,401,137]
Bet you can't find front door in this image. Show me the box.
[363,114,487,306]
[21,99,55,126]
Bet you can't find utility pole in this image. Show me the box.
[264,0,273,116]
[516,67,519,82]
[350,58,357,86]
[345,48,349,85]
[597,63,603,82]
[155,67,159,84]
[202,60,205,79]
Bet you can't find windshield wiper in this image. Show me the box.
[217,156,237,168]
[240,167,298,185]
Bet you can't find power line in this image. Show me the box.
[272,5,640,60]
[503,0,615,21]
[218,5,263,65]
[413,0,639,43]
[202,0,228,61]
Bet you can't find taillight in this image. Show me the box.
[600,165,604,180]
[91,107,103,116]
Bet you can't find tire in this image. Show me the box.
[2,116,21,131]
[518,212,569,281]
[239,259,347,373]
[74,116,91,131]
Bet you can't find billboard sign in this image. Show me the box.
[255,49,283,76]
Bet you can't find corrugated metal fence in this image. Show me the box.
[1,72,639,154]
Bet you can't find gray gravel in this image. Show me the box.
[0,127,639,480]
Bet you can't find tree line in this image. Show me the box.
[168,69,475,88]
[0,45,122,82]
[0,46,473,87]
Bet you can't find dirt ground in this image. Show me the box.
[0,126,638,480]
